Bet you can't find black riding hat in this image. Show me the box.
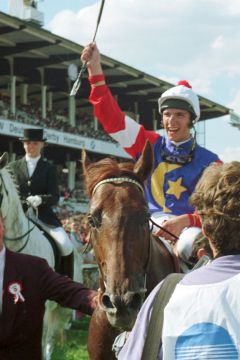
[20,128,47,142]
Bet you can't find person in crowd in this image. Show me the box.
[80,42,221,262]
[0,215,97,360]
[69,216,85,251]
[117,161,240,359]
[7,128,74,278]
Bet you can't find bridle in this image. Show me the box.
[92,177,179,237]
[0,172,35,252]
[87,176,152,293]
[92,177,145,195]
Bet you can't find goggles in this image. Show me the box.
[161,137,196,165]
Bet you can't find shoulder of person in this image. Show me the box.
[7,248,48,268]
[195,144,219,161]
[151,133,164,149]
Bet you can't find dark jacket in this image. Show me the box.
[0,249,96,360]
[8,157,61,227]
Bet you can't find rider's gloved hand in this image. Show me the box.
[26,195,42,208]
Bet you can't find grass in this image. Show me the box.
[51,315,90,360]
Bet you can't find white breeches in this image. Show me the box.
[48,227,74,256]
[29,213,74,256]
[150,212,202,263]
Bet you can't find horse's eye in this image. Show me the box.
[88,213,101,228]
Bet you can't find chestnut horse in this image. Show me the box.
[82,141,176,360]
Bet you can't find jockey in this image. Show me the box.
[8,128,74,278]
[81,42,221,264]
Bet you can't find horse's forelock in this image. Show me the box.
[84,158,137,197]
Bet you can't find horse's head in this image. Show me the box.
[82,141,153,330]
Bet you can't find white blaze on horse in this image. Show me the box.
[0,152,82,360]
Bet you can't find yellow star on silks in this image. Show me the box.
[166,177,187,200]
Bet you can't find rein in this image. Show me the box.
[3,218,35,254]
[149,218,179,241]
[4,223,35,241]
[0,172,35,252]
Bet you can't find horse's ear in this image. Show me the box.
[81,149,91,173]
[133,140,153,182]
[0,152,9,169]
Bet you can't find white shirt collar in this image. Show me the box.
[25,154,41,163]
[171,137,192,146]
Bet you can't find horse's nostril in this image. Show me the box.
[102,294,114,309]
[102,291,143,312]
[129,293,142,310]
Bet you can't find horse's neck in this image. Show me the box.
[3,171,29,238]
[147,236,176,293]
[5,200,29,238]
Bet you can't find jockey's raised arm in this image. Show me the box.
[82,43,159,159]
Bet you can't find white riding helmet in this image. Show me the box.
[158,80,200,123]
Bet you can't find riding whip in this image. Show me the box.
[70,0,106,96]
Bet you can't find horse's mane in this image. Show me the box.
[0,165,25,228]
[5,165,21,197]
[83,157,142,197]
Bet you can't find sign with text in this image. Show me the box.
[0,119,130,158]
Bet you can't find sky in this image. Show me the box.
[2,0,240,160]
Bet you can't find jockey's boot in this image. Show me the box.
[60,252,74,279]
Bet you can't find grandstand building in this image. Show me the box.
[230,111,240,131]
[0,1,230,210]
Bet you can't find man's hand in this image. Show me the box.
[90,290,100,313]
[81,42,103,76]
[26,195,42,208]
[153,214,190,243]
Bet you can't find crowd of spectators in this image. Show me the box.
[0,94,114,143]
[58,206,95,265]
[56,163,89,206]
[62,212,89,245]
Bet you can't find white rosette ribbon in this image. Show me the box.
[8,282,25,304]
